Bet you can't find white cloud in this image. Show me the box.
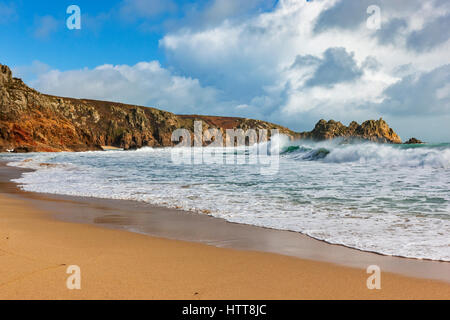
[31,61,225,115]
[13,60,51,81]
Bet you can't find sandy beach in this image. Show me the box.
[0,163,449,299]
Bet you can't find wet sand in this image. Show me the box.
[0,163,449,299]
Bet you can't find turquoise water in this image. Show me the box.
[2,138,450,261]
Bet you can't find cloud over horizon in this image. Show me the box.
[30,61,224,115]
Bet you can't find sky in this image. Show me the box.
[1,0,449,142]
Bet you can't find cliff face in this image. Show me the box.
[0,64,295,152]
[298,119,402,144]
[0,63,403,152]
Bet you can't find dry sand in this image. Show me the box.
[0,190,449,299]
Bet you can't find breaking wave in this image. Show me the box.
[280,140,450,168]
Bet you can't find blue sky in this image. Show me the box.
[1,0,449,142]
[1,0,189,69]
[1,0,277,70]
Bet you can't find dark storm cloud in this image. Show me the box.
[407,14,450,52]
[434,0,450,10]
[374,18,408,45]
[313,0,371,33]
[290,54,321,69]
[304,47,363,88]
[376,64,450,116]
[313,0,428,36]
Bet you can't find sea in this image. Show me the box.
[2,136,449,261]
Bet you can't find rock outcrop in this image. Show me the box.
[404,137,423,144]
[298,119,402,144]
[0,63,406,152]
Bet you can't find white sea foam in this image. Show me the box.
[322,143,450,168]
[2,141,450,261]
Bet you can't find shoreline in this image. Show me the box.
[2,162,449,282]
[0,162,449,299]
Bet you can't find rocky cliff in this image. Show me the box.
[0,63,404,152]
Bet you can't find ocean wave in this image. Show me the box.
[323,143,450,168]
[7,158,76,170]
[278,140,450,168]
[129,146,155,153]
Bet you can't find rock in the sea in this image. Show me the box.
[404,137,423,144]
[298,118,402,144]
